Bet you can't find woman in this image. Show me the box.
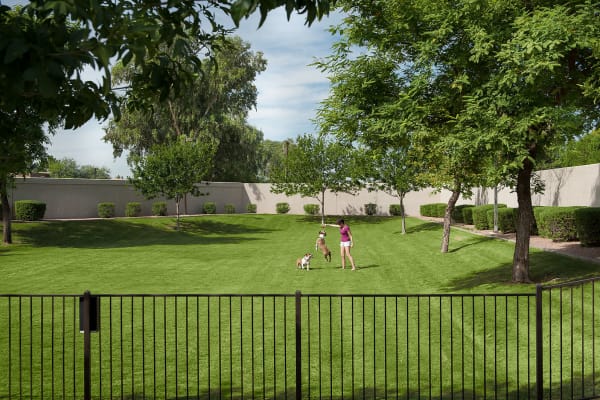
[323,219,356,270]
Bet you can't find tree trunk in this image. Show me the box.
[320,189,326,225]
[399,192,406,235]
[175,197,181,231]
[441,186,461,253]
[1,179,12,244]
[513,157,534,283]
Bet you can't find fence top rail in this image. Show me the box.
[539,276,600,290]
[0,292,535,298]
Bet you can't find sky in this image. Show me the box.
[4,2,343,178]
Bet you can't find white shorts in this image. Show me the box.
[340,241,352,247]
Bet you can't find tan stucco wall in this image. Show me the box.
[10,163,600,219]
[439,163,600,208]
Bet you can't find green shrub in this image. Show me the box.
[389,204,404,216]
[203,202,217,214]
[276,202,290,214]
[125,202,142,217]
[303,204,320,216]
[224,204,236,214]
[152,202,167,216]
[532,206,551,235]
[462,206,475,225]
[575,207,600,247]
[364,203,377,216]
[486,207,518,233]
[537,207,581,242]
[452,204,473,223]
[15,200,46,221]
[420,203,446,217]
[97,202,115,218]
[246,203,257,213]
[472,204,506,230]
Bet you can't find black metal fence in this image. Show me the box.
[1,278,599,399]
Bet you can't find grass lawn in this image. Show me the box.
[1,215,599,399]
[1,214,598,295]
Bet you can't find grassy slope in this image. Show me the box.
[1,214,597,294]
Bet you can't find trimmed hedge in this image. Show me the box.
[532,206,551,236]
[420,203,446,218]
[152,202,167,216]
[472,204,506,230]
[389,204,404,216]
[97,202,115,218]
[15,200,46,221]
[276,202,290,214]
[536,207,581,242]
[575,207,600,247]
[203,202,217,214]
[303,204,320,216]
[125,202,142,217]
[486,207,518,233]
[364,203,377,216]
[452,204,473,223]
[246,203,257,213]
[224,204,236,214]
[461,206,476,225]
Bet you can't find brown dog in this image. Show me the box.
[315,231,332,262]
[296,253,313,270]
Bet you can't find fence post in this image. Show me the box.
[535,284,543,400]
[82,291,91,400]
[295,290,302,400]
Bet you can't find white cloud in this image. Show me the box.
[41,6,343,178]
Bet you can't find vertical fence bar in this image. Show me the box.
[83,291,91,400]
[295,291,302,400]
[4,288,597,399]
[535,284,543,400]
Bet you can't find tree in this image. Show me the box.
[270,134,359,224]
[1,0,333,128]
[256,139,288,182]
[550,129,600,168]
[319,0,600,280]
[0,109,49,244]
[357,147,424,234]
[1,0,334,243]
[46,157,111,179]
[129,137,216,230]
[315,6,488,253]
[104,36,267,182]
[459,3,600,281]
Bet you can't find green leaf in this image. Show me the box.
[230,0,255,26]
[3,38,28,64]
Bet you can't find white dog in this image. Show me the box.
[296,253,313,270]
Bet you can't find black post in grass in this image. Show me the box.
[295,290,302,399]
[536,284,543,400]
[82,291,91,400]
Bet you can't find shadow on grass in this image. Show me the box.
[403,221,442,234]
[11,218,276,249]
[48,380,557,400]
[445,250,600,291]
[448,235,493,252]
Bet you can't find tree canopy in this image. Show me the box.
[129,136,216,229]
[317,0,600,281]
[104,36,267,182]
[0,0,336,243]
[270,134,359,223]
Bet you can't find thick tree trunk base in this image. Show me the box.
[441,189,461,253]
[1,185,12,244]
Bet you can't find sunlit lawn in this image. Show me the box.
[1,215,599,399]
[1,214,598,295]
